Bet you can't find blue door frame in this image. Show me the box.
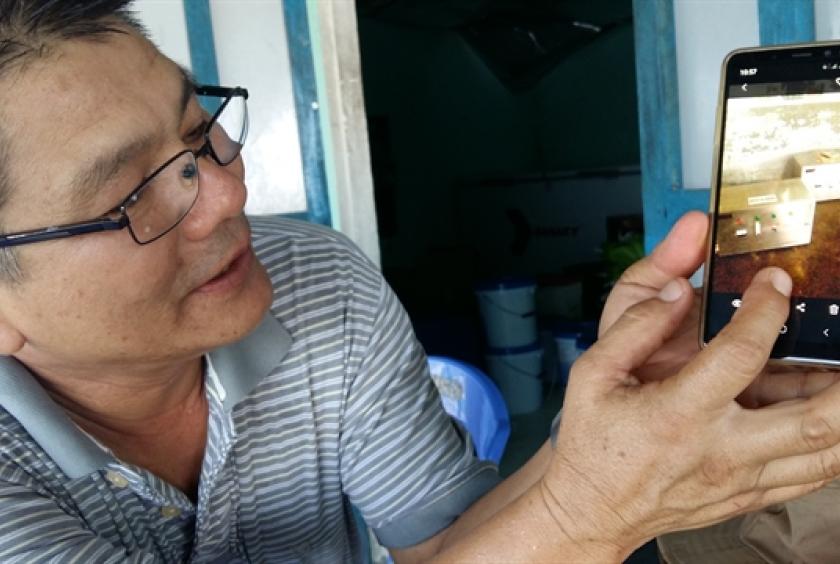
[633,0,814,253]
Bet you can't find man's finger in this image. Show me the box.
[620,211,709,290]
[752,480,828,510]
[669,267,791,412]
[571,277,693,390]
[739,370,840,408]
[738,375,840,464]
[600,212,707,334]
[753,440,840,490]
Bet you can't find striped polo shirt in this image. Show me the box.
[0,216,499,563]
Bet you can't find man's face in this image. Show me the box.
[0,30,273,374]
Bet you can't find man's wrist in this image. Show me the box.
[535,474,641,562]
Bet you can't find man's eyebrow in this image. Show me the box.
[68,134,155,212]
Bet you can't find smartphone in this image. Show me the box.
[702,41,840,367]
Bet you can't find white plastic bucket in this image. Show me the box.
[552,321,597,386]
[554,330,580,386]
[475,277,537,348]
[485,343,543,415]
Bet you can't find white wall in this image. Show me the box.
[210,0,306,215]
[133,0,192,70]
[133,0,307,215]
[674,0,759,189]
[816,0,840,40]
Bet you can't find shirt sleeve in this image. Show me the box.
[0,482,160,564]
[338,276,501,549]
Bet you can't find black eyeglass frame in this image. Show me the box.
[0,85,249,249]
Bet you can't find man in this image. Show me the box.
[2,1,840,562]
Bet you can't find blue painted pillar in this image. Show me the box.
[283,0,332,227]
[633,0,707,253]
[758,0,815,45]
[183,0,220,85]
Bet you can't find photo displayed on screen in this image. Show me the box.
[705,62,840,362]
[712,91,840,295]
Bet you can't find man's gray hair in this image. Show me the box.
[0,0,144,282]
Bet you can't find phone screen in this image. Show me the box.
[704,44,840,363]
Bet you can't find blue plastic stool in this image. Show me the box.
[428,355,511,465]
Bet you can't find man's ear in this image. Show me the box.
[0,312,25,355]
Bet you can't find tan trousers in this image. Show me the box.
[658,481,840,563]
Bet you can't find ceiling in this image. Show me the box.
[356,0,634,90]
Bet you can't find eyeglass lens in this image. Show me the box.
[126,151,199,243]
[127,92,247,244]
[198,93,247,165]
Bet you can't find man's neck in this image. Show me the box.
[30,357,205,437]
[24,357,209,500]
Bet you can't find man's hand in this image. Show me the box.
[540,267,840,560]
[600,211,840,405]
[599,211,707,382]
[428,214,840,564]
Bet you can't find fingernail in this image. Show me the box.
[658,279,684,302]
[767,268,792,297]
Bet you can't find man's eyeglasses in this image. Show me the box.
[0,85,249,248]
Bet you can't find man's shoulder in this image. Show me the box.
[248,215,384,323]
[248,215,381,288]
[249,216,366,258]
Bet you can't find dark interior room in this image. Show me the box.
[355,2,656,561]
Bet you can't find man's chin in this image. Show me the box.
[188,259,273,350]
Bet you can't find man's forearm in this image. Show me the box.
[429,468,630,563]
[391,442,559,564]
[427,441,633,562]
[438,441,553,550]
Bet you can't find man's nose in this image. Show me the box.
[179,156,247,240]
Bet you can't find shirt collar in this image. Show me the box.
[207,312,292,411]
[0,312,291,479]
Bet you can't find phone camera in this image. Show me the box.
[825,49,833,57]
